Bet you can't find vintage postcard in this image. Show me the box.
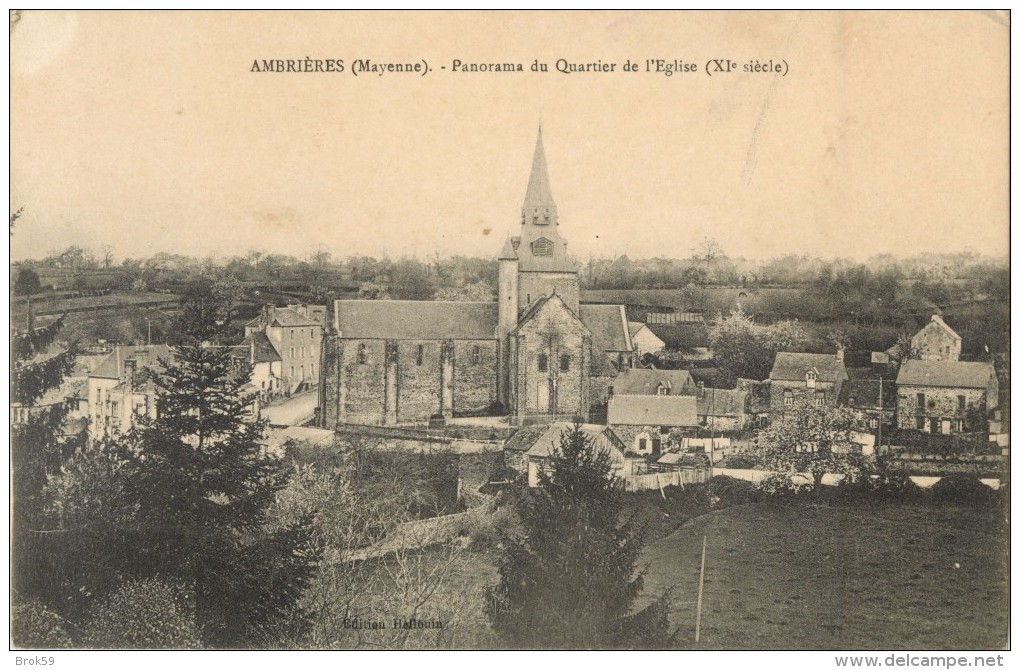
[8,9,1010,663]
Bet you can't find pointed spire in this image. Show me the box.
[522,127,557,220]
[498,234,518,261]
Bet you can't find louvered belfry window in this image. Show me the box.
[532,237,553,256]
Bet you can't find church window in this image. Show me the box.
[416,344,424,366]
[560,354,570,372]
[473,345,482,366]
[532,237,553,256]
[358,343,367,365]
[538,354,548,372]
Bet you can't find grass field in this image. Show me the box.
[634,501,1008,650]
[398,498,1006,649]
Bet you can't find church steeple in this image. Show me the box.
[521,127,558,227]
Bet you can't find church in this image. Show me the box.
[318,130,633,427]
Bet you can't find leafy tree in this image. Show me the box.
[485,424,646,649]
[433,279,496,302]
[10,601,73,649]
[754,400,872,497]
[709,307,807,380]
[14,267,42,295]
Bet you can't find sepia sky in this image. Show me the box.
[10,10,1010,263]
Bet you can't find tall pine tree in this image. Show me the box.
[108,335,319,647]
[486,423,646,649]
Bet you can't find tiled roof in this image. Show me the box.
[896,359,995,389]
[90,345,173,379]
[696,388,748,417]
[770,352,848,382]
[334,300,499,340]
[612,368,695,395]
[231,332,282,364]
[608,394,698,427]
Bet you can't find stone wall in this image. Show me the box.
[896,385,988,432]
[395,339,444,423]
[518,271,580,314]
[341,339,387,425]
[769,380,841,412]
[453,340,498,415]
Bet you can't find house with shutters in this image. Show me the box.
[244,304,323,394]
[768,349,849,413]
[87,344,173,439]
[895,359,998,434]
[318,129,633,427]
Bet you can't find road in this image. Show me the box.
[262,390,318,427]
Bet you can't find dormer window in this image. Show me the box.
[805,370,817,388]
[532,237,553,256]
[657,384,669,396]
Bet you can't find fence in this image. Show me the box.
[711,466,1002,490]
[623,467,708,492]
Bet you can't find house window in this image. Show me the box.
[805,370,817,389]
[954,419,964,432]
[310,328,314,338]
[290,348,295,358]
[301,346,305,357]
[560,354,570,372]
[473,345,482,366]
[290,366,295,378]
[638,438,648,452]
[311,363,315,377]
[532,237,554,256]
[814,392,825,408]
[290,331,294,341]
[957,395,966,412]
[657,385,669,396]
[300,365,304,379]
[868,417,878,430]
[416,344,424,366]
[526,294,532,305]
[916,393,925,408]
[783,389,793,407]
[538,354,548,372]
[358,343,367,365]
[916,416,926,430]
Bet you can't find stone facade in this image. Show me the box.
[895,385,992,433]
[911,315,962,362]
[318,130,632,428]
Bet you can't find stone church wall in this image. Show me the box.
[341,338,387,425]
[453,340,499,415]
[395,339,444,423]
[518,272,580,315]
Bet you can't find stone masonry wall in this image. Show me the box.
[453,340,498,415]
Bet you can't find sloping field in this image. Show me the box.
[635,502,1008,650]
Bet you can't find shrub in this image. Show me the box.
[707,475,760,506]
[80,579,201,649]
[753,472,811,498]
[722,453,759,469]
[11,601,72,649]
[929,475,999,508]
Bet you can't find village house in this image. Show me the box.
[87,344,172,439]
[895,359,998,434]
[610,367,699,397]
[507,422,642,486]
[244,304,323,394]
[607,393,698,456]
[695,385,750,432]
[230,331,283,401]
[839,377,896,432]
[318,130,633,427]
[910,314,962,361]
[768,349,849,412]
[627,321,665,357]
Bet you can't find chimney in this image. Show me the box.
[835,345,845,362]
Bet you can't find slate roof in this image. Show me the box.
[90,345,173,379]
[334,300,499,340]
[579,304,632,352]
[896,359,996,389]
[770,352,848,382]
[523,422,622,459]
[696,388,748,417]
[608,394,698,427]
[839,379,897,410]
[269,307,320,328]
[613,368,696,396]
[503,426,549,453]
[644,323,711,351]
[231,332,282,364]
